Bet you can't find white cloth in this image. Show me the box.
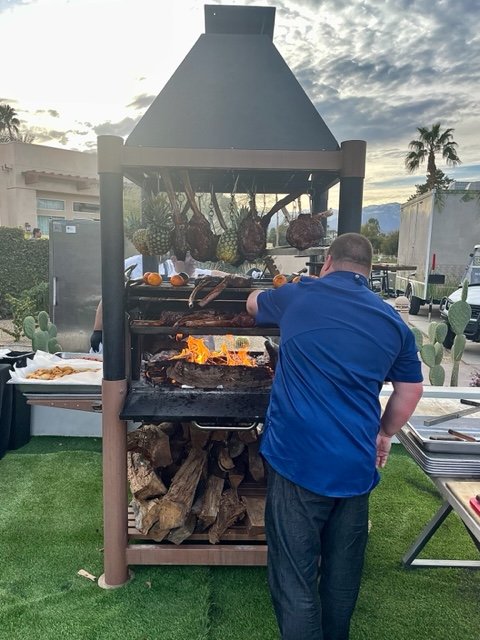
[124,255,176,279]
[124,255,211,280]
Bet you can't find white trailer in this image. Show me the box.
[396,186,480,314]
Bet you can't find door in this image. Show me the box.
[49,220,101,352]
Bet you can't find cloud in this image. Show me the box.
[0,0,31,13]
[94,117,141,137]
[127,94,156,110]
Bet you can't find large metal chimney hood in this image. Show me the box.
[103,4,365,231]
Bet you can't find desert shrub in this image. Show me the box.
[0,227,49,317]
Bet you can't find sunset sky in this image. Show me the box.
[1,0,479,205]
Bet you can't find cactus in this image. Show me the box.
[413,320,446,386]
[447,280,471,386]
[23,312,61,353]
[429,364,446,386]
[410,327,423,350]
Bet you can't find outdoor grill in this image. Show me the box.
[122,278,279,423]
[95,3,366,587]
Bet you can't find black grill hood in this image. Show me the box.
[126,5,339,154]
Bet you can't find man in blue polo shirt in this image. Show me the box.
[246,233,423,640]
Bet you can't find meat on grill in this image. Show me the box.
[131,309,255,328]
[188,275,252,309]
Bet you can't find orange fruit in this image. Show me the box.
[170,273,188,286]
[273,274,288,288]
[143,271,152,284]
[146,272,162,286]
[292,275,301,283]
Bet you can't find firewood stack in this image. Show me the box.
[127,422,266,544]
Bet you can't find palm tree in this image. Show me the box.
[0,103,21,139]
[405,122,461,190]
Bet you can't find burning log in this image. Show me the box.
[166,359,273,389]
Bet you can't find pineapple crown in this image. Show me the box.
[143,193,174,228]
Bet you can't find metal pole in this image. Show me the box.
[337,140,366,235]
[97,135,130,588]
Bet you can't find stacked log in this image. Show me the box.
[127,422,266,544]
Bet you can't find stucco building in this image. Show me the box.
[0,142,100,235]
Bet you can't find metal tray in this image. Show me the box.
[55,352,103,361]
[398,428,480,477]
[17,383,101,394]
[408,416,480,454]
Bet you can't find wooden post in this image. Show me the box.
[99,379,130,588]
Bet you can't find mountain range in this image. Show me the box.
[326,203,401,233]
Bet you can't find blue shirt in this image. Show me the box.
[256,272,423,497]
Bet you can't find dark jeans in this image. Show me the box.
[265,465,370,640]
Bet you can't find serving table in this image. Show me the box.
[397,402,480,569]
[401,477,480,569]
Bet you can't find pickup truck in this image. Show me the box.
[439,245,480,347]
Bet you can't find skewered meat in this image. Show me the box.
[188,276,223,309]
[174,312,254,328]
[197,275,251,308]
[188,275,251,309]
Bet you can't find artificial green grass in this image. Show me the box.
[0,440,479,640]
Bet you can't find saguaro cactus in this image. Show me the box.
[23,310,62,353]
[411,322,447,386]
[448,280,471,386]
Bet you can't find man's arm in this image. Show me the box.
[376,380,423,468]
[90,300,103,352]
[93,300,103,331]
[246,290,263,317]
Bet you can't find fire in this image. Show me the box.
[170,335,257,367]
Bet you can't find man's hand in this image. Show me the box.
[90,330,103,352]
[376,433,392,468]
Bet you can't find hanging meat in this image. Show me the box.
[237,195,267,262]
[162,169,189,260]
[170,201,189,261]
[181,171,218,262]
[285,210,327,251]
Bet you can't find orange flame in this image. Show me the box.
[170,335,257,367]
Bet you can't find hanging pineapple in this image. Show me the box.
[212,191,242,265]
[132,228,149,255]
[143,194,174,256]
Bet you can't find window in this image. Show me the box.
[73,201,100,214]
[37,215,65,236]
[37,198,65,211]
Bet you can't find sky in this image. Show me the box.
[1,0,479,206]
